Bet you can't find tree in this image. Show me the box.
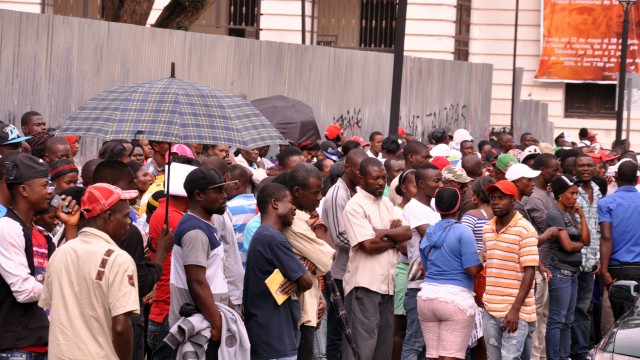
[102,0,218,30]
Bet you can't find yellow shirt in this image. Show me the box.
[140,174,165,216]
[283,211,335,327]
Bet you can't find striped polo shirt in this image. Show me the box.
[482,211,539,322]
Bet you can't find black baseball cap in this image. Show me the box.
[184,167,234,197]
[5,153,49,183]
[0,124,31,146]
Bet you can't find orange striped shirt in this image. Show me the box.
[482,212,539,322]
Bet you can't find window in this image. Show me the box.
[565,83,616,118]
[359,0,396,49]
[229,0,259,38]
[454,0,471,61]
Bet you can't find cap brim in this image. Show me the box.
[323,151,340,162]
[207,180,239,189]
[486,183,516,197]
[2,136,31,145]
[121,190,139,200]
[521,153,540,162]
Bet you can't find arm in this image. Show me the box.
[537,227,559,246]
[0,220,42,302]
[321,188,351,250]
[575,208,591,246]
[503,266,535,332]
[374,225,412,243]
[358,238,397,254]
[600,222,614,287]
[465,264,484,277]
[525,197,548,233]
[112,313,134,360]
[556,229,584,252]
[460,226,483,277]
[119,225,162,297]
[185,265,222,342]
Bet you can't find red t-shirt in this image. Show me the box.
[148,198,184,323]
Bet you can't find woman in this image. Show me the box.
[129,142,146,165]
[545,175,590,360]
[392,169,417,360]
[418,187,483,360]
[127,161,153,214]
[461,176,496,251]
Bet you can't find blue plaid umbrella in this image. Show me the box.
[59,75,286,148]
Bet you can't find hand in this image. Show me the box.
[302,258,318,274]
[306,211,320,228]
[390,219,403,229]
[502,308,520,333]
[156,225,175,253]
[601,271,616,288]
[316,298,327,328]
[593,260,601,275]
[543,226,560,240]
[256,159,266,169]
[210,326,221,343]
[478,247,487,263]
[573,205,584,218]
[278,279,299,296]
[605,176,615,185]
[56,195,81,227]
[539,263,552,281]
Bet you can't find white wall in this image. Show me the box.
[405,0,456,60]
[260,0,312,44]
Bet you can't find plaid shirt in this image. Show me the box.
[577,181,602,272]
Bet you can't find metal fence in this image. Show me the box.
[0,9,493,162]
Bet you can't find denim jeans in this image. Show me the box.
[147,317,173,360]
[0,351,47,360]
[326,278,344,360]
[401,288,425,359]
[483,311,535,360]
[570,271,594,360]
[546,266,578,360]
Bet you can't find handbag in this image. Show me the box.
[407,221,458,282]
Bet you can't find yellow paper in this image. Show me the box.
[265,268,290,305]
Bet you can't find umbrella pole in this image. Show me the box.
[164,143,172,227]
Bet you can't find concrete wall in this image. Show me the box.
[405,0,456,60]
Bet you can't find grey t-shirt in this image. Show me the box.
[544,205,583,271]
[523,186,555,262]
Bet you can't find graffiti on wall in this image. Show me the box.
[401,103,469,141]
[333,108,363,133]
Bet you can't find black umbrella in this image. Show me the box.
[251,95,321,144]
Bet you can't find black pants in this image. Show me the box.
[326,278,345,360]
[608,263,640,320]
[298,325,316,360]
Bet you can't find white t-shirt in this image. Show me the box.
[403,198,441,289]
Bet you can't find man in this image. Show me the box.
[430,127,460,158]
[483,180,539,360]
[506,163,540,223]
[384,157,405,198]
[519,146,541,169]
[367,131,385,159]
[493,154,518,182]
[43,136,72,166]
[40,183,140,359]
[93,160,173,360]
[81,158,103,187]
[257,145,275,169]
[170,167,231,358]
[20,111,47,136]
[0,123,31,155]
[497,133,516,154]
[523,152,560,360]
[282,164,335,359]
[140,156,201,217]
[599,160,640,320]
[325,124,346,147]
[207,158,246,313]
[519,133,536,150]
[441,165,473,202]
[255,146,306,192]
[321,149,368,359]
[461,154,483,214]
[0,153,54,358]
[401,164,442,359]
[460,140,476,157]
[571,154,602,360]
[244,183,313,359]
[235,148,271,186]
[225,164,256,264]
[342,157,411,360]
[145,140,170,178]
[146,166,191,360]
[389,141,431,205]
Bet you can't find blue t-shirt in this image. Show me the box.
[420,219,480,290]
[243,223,308,360]
[243,214,262,253]
[598,185,640,263]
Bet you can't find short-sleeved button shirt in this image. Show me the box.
[598,185,640,263]
[343,187,406,296]
[39,227,139,359]
[482,212,539,322]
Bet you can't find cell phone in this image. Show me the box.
[50,195,71,214]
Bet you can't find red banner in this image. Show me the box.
[535,0,640,83]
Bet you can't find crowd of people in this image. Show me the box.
[1,110,640,360]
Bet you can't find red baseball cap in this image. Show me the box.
[349,136,370,146]
[324,124,343,140]
[398,126,407,138]
[430,156,451,170]
[587,131,598,138]
[81,183,138,218]
[601,150,620,162]
[486,180,518,198]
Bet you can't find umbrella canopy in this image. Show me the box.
[251,95,321,144]
[59,77,287,149]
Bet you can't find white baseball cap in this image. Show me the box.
[519,145,541,162]
[453,129,474,144]
[506,163,541,182]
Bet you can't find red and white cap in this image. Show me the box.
[81,183,138,218]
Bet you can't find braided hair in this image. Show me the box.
[26,131,53,159]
